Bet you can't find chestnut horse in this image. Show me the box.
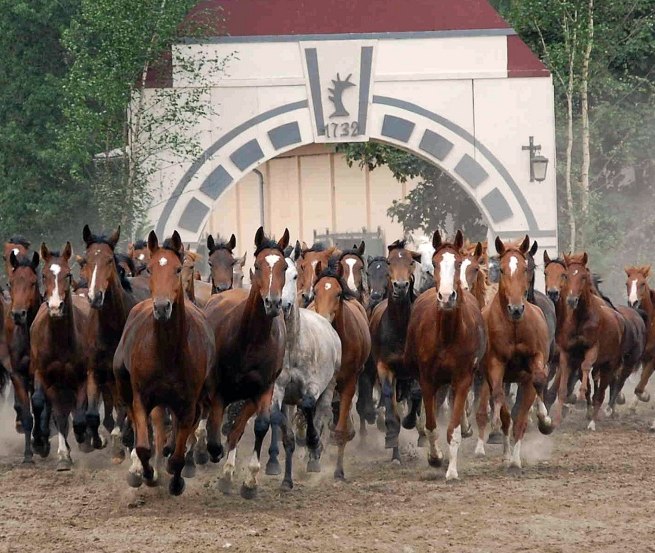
[475,236,552,471]
[30,242,89,470]
[81,225,149,459]
[405,230,485,480]
[296,242,337,307]
[312,258,371,479]
[339,242,367,304]
[369,240,420,462]
[114,231,214,495]
[3,235,30,280]
[204,227,288,498]
[6,250,46,462]
[460,241,487,309]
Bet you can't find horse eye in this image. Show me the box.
[176,267,182,274]
[294,275,298,280]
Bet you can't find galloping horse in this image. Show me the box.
[266,245,341,489]
[405,230,485,480]
[204,227,288,498]
[312,258,370,479]
[296,242,337,307]
[6,250,45,462]
[369,240,420,463]
[475,236,552,471]
[30,242,89,470]
[81,225,149,460]
[339,242,367,304]
[114,231,214,495]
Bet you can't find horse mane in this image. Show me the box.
[547,256,566,267]
[387,239,407,252]
[339,247,366,263]
[367,256,388,267]
[315,257,359,301]
[185,250,202,263]
[160,238,185,262]
[11,254,38,269]
[304,241,327,253]
[591,274,618,311]
[86,233,118,250]
[111,254,133,292]
[133,239,147,250]
[7,235,30,248]
[208,235,234,253]
[115,252,136,275]
[254,234,284,257]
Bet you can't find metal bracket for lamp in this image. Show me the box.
[522,136,549,182]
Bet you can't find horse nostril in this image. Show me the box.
[450,291,457,302]
[437,292,443,301]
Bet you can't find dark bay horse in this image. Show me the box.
[405,230,485,480]
[114,231,214,495]
[475,236,552,470]
[6,250,45,462]
[204,227,288,498]
[339,242,367,304]
[368,240,420,463]
[3,235,30,280]
[312,258,371,480]
[30,242,89,470]
[81,225,149,460]
[207,233,238,293]
[297,242,337,307]
[128,240,150,275]
[366,255,390,314]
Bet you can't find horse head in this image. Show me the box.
[82,224,121,309]
[40,242,73,319]
[495,235,531,321]
[625,265,651,309]
[281,242,301,316]
[313,257,356,323]
[8,250,40,325]
[459,241,484,292]
[147,230,184,321]
[128,239,150,275]
[432,230,465,311]
[207,233,237,293]
[232,252,247,289]
[367,256,389,307]
[563,252,590,310]
[4,235,30,278]
[339,241,366,299]
[251,227,289,317]
[543,250,567,303]
[387,239,420,301]
[297,242,336,307]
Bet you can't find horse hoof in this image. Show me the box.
[566,394,577,405]
[182,463,196,479]
[36,440,51,459]
[169,476,185,496]
[376,413,386,433]
[217,477,232,495]
[616,393,626,405]
[78,439,94,454]
[265,460,281,476]
[127,472,143,488]
[144,474,159,487]
[506,464,522,476]
[427,454,443,468]
[365,409,377,425]
[162,445,173,458]
[538,418,554,435]
[194,450,210,465]
[417,435,427,448]
[638,391,651,403]
[461,425,473,439]
[401,413,417,430]
[22,456,34,465]
[648,424,655,433]
[207,442,224,464]
[15,421,24,434]
[56,458,72,472]
[487,430,504,445]
[306,459,321,473]
[280,480,293,492]
[333,468,345,481]
[240,484,257,500]
[92,436,107,450]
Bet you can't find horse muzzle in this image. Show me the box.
[213,282,231,293]
[369,291,383,303]
[153,299,173,321]
[629,299,641,309]
[391,280,410,300]
[301,291,313,308]
[547,289,560,303]
[88,291,105,309]
[567,295,579,309]
[11,309,27,325]
[437,290,457,310]
[507,303,525,321]
[47,301,65,319]
[264,295,282,317]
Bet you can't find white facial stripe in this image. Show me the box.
[138,253,145,261]
[50,264,61,276]
[281,258,298,310]
[12,248,19,256]
[345,258,357,291]
[158,257,168,266]
[48,264,62,308]
[438,252,456,297]
[265,254,281,291]
[459,259,472,290]
[573,269,579,276]
[509,256,518,276]
[89,265,98,298]
[325,282,332,290]
[629,279,639,304]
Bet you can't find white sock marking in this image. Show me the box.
[345,258,357,292]
[587,420,596,431]
[57,432,68,456]
[474,437,486,457]
[511,439,522,468]
[446,426,462,480]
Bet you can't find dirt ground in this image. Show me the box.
[1,388,655,553]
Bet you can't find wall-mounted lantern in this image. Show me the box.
[522,136,549,182]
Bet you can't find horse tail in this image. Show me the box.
[0,362,9,395]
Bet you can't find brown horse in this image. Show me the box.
[6,250,45,462]
[207,233,239,293]
[180,249,204,305]
[405,230,485,480]
[3,235,30,279]
[30,242,90,470]
[339,242,367,304]
[460,241,487,309]
[114,231,214,495]
[204,227,288,498]
[368,240,420,462]
[625,266,655,419]
[297,242,337,307]
[81,225,149,459]
[475,236,552,471]
[312,258,371,479]
[128,240,150,275]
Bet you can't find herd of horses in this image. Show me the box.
[0,224,653,498]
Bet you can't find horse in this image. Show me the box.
[474,236,552,471]
[366,255,389,314]
[113,231,214,495]
[128,240,150,275]
[625,266,655,422]
[3,235,30,280]
[6,249,46,462]
[312,258,371,480]
[460,241,487,309]
[339,242,367,304]
[265,244,341,489]
[204,227,288,498]
[207,233,239,293]
[404,230,485,480]
[115,253,136,278]
[181,249,208,306]
[80,225,149,461]
[296,242,337,307]
[368,240,420,463]
[411,236,435,295]
[30,242,90,471]
[548,252,624,430]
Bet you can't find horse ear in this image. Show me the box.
[63,242,72,262]
[357,241,365,256]
[474,242,483,258]
[410,250,422,262]
[31,252,40,270]
[254,227,265,249]
[249,268,254,281]
[127,242,135,258]
[171,230,183,254]
[519,235,530,254]
[367,255,373,265]
[239,252,247,267]
[314,261,323,279]
[293,241,301,262]
[147,230,159,253]
[432,230,442,250]
[278,228,290,250]
[228,234,236,251]
[643,265,652,278]
[582,252,588,265]
[108,226,120,248]
[529,240,538,257]
[544,250,551,264]
[494,236,505,255]
[301,241,309,252]
[40,242,49,262]
[206,234,215,253]
[82,224,92,246]
[454,230,464,250]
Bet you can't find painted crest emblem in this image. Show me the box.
[328,73,356,118]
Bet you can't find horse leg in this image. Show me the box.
[132,397,155,487]
[218,400,257,495]
[308,379,335,473]
[378,362,400,463]
[474,379,490,457]
[85,366,106,450]
[333,373,358,480]
[578,344,598,403]
[631,359,655,409]
[241,387,273,499]
[11,373,34,464]
[163,410,176,457]
[167,417,194,496]
[266,386,284,476]
[72,384,88,448]
[276,405,296,491]
[31,375,50,458]
[109,402,127,464]
[508,379,537,473]
[446,374,473,481]
[551,350,571,426]
[146,406,167,485]
[402,378,422,430]
[421,377,443,468]
[53,400,73,472]
[206,395,225,464]
[608,365,630,418]
[487,357,506,441]
[194,412,210,465]
[588,368,611,432]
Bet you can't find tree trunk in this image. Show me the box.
[579,0,594,244]
[565,15,577,251]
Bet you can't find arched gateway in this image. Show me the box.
[143,0,558,257]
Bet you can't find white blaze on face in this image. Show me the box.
[265,254,281,291]
[509,256,518,277]
[138,253,145,261]
[281,258,298,310]
[158,256,167,267]
[345,258,357,292]
[438,252,456,299]
[12,248,19,256]
[629,279,639,305]
[459,258,472,290]
[88,264,98,298]
[48,263,62,309]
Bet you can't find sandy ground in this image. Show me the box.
[1,385,655,553]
